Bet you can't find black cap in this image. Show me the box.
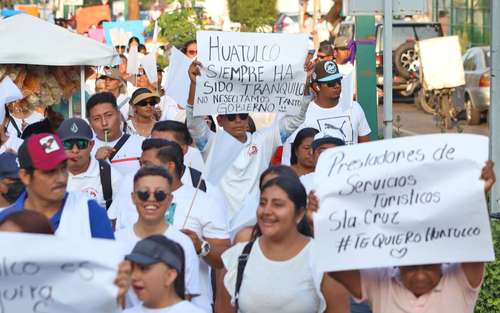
[312,60,343,83]
[312,131,346,150]
[0,152,19,179]
[125,235,184,272]
[57,118,93,141]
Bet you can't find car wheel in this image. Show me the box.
[465,97,481,125]
[394,42,419,80]
[416,89,436,114]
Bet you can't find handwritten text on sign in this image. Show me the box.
[313,134,494,272]
[0,233,124,313]
[194,31,309,116]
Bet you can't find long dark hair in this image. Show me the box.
[290,128,318,165]
[254,176,313,238]
[0,210,54,234]
[259,165,299,189]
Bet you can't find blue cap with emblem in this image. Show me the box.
[312,60,343,83]
[57,118,93,141]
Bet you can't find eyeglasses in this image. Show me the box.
[63,139,90,150]
[321,79,342,88]
[187,50,197,55]
[226,113,249,121]
[136,100,157,107]
[136,190,170,202]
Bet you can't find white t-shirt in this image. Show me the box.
[92,133,143,176]
[66,157,122,208]
[184,146,205,173]
[282,100,371,165]
[123,300,206,313]
[6,111,44,137]
[117,93,132,120]
[222,239,326,313]
[115,226,201,304]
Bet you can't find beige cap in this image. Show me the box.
[334,36,350,49]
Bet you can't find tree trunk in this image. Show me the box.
[128,0,140,20]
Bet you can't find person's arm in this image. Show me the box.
[186,61,213,153]
[358,135,370,143]
[278,94,312,143]
[322,273,351,313]
[461,262,485,289]
[214,268,235,313]
[114,260,132,309]
[180,228,231,269]
[328,270,362,300]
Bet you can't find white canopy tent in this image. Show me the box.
[0,14,121,116]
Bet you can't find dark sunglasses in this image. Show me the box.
[136,100,157,107]
[321,78,342,88]
[226,113,249,121]
[63,139,89,150]
[136,190,169,202]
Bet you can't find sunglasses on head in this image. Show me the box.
[63,139,89,150]
[136,190,169,202]
[226,113,249,121]
[321,78,342,88]
[136,100,157,107]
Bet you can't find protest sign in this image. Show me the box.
[165,47,192,108]
[103,21,145,47]
[194,31,309,116]
[0,232,125,313]
[0,77,23,122]
[313,134,494,272]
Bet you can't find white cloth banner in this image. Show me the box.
[194,31,309,116]
[0,76,23,122]
[0,232,125,313]
[165,47,193,109]
[313,134,494,272]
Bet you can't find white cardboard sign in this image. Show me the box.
[313,134,494,272]
[194,31,309,116]
[0,232,125,313]
[165,47,192,109]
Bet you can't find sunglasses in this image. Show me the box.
[136,100,157,107]
[63,139,89,150]
[321,79,342,88]
[226,113,249,121]
[136,190,170,202]
[187,50,197,55]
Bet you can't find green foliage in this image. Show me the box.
[475,220,500,313]
[227,0,277,32]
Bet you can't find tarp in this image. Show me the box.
[0,14,120,66]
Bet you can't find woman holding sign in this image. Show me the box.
[328,161,496,313]
[219,176,350,313]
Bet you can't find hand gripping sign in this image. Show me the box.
[312,134,495,272]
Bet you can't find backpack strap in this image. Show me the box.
[109,134,130,161]
[98,160,113,209]
[189,167,207,192]
[234,241,254,313]
[9,117,22,138]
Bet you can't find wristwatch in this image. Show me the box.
[199,240,211,257]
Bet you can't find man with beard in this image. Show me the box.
[0,133,114,238]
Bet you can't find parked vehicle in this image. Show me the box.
[273,13,300,34]
[454,46,490,125]
[337,20,443,97]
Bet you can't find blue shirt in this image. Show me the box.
[0,192,114,239]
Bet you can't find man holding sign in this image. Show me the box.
[311,134,495,313]
[186,31,313,215]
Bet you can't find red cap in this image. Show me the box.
[18,133,68,171]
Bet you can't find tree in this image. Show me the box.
[227,0,278,32]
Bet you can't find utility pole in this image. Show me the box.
[299,0,307,33]
[128,0,139,20]
[490,0,499,213]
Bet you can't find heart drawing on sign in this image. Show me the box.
[390,247,408,259]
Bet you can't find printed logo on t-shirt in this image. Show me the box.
[83,187,98,199]
[248,144,258,156]
[316,116,354,144]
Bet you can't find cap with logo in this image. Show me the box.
[312,60,343,83]
[334,36,350,49]
[17,133,68,171]
[0,152,20,179]
[58,118,93,141]
[312,131,346,151]
[102,67,123,82]
[125,235,184,273]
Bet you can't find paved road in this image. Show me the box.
[377,101,489,137]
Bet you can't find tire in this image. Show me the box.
[465,97,481,125]
[394,42,419,80]
[416,90,436,114]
